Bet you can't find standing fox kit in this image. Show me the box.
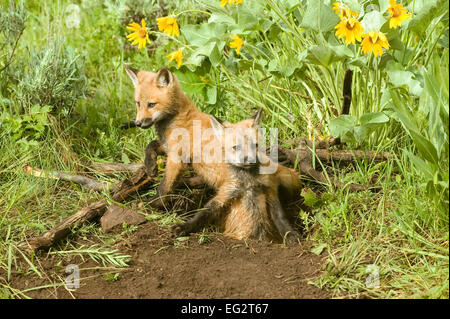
[125,65,300,241]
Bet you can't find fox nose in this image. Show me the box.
[135,120,142,127]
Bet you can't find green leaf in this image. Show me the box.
[438,28,449,49]
[182,22,227,47]
[208,12,236,25]
[386,61,423,96]
[205,85,217,105]
[306,45,352,68]
[361,10,386,32]
[360,112,389,127]
[405,150,435,180]
[390,89,439,164]
[329,115,356,138]
[301,188,320,207]
[173,71,206,94]
[408,0,449,36]
[408,129,439,164]
[311,243,327,255]
[301,0,340,32]
[208,43,223,68]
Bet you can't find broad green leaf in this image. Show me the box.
[306,45,352,68]
[301,0,340,32]
[408,129,439,164]
[408,0,449,35]
[182,23,227,47]
[390,89,439,164]
[205,85,217,105]
[208,12,236,25]
[344,0,363,12]
[361,10,386,32]
[209,43,223,68]
[329,115,356,138]
[173,71,206,94]
[378,0,391,13]
[386,61,423,96]
[405,151,434,180]
[360,112,389,127]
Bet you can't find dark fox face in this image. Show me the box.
[125,66,177,129]
[209,109,263,170]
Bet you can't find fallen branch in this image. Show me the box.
[277,144,386,191]
[20,167,152,251]
[90,162,144,175]
[24,165,111,192]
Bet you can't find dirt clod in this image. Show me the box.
[100,204,146,232]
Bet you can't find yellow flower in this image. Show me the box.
[339,7,359,19]
[167,50,183,68]
[220,0,243,7]
[126,19,151,49]
[332,2,344,13]
[388,0,411,29]
[333,2,358,18]
[156,16,180,37]
[361,31,390,57]
[230,35,244,55]
[335,17,363,44]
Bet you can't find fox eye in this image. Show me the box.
[136,101,140,107]
[147,102,156,109]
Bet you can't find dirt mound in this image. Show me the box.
[9,223,328,298]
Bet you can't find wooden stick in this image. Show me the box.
[277,145,383,192]
[90,162,144,175]
[24,165,110,192]
[20,167,152,251]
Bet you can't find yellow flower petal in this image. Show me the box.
[335,17,363,45]
[230,35,244,55]
[361,31,389,57]
[388,0,411,29]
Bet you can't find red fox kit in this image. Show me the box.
[124,65,300,239]
[207,111,300,243]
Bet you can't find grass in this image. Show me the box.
[0,0,448,299]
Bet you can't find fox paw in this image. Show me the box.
[283,231,301,246]
[170,222,192,237]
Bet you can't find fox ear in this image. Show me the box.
[209,115,224,139]
[251,108,263,128]
[156,67,173,88]
[124,65,139,88]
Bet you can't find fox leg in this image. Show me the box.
[147,157,187,209]
[171,185,235,236]
[144,140,165,177]
[269,197,300,244]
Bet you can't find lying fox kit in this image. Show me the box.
[125,65,301,240]
[209,111,300,243]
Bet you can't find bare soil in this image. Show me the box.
[8,222,329,299]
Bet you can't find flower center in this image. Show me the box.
[138,29,147,38]
[392,6,402,17]
[346,21,355,30]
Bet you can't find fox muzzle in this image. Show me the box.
[135,118,154,129]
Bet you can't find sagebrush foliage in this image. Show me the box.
[13,40,88,113]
